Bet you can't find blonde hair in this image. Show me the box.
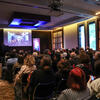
[24,54,35,67]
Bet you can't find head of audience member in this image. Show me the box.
[67,67,86,91]
[5,52,10,60]
[70,52,77,58]
[40,55,52,71]
[79,48,85,53]
[55,49,60,53]
[86,48,94,59]
[79,52,90,64]
[17,54,24,65]
[69,51,80,66]
[53,52,61,62]
[94,60,100,77]
[94,51,100,61]
[18,50,24,56]
[24,54,35,67]
[9,52,17,58]
[57,59,72,80]
[60,52,67,59]
[33,52,38,57]
[12,49,17,53]
[43,49,51,56]
[57,59,71,71]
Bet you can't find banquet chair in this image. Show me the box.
[32,81,55,100]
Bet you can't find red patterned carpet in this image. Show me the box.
[0,80,15,100]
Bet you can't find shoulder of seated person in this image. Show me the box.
[90,78,100,89]
[62,89,72,94]
[31,70,38,75]
[91,78,100,84]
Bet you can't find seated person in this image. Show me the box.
[58,67,90,100]
[56,59,72,93]
[87,60,100,99]
[13,54,24,78]
[14,54,36,100]
[29,55,56,100]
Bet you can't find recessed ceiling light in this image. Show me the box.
[9,12,50,29]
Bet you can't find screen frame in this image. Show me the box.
[4,29,32,47]
[77,23,86,50]
[87,21,97,50]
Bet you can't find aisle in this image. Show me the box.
[0,80,15,100]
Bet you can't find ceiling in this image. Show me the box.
[0,0,100,30]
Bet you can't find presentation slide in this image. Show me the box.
[4,29,32,46]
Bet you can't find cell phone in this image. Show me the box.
[91,75,94,80]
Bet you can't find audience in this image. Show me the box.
[1,47,100,100]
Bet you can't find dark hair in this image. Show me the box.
[94,60,100,76]
[17,54,24,64]
[67,67,86,91]
[79,53,90,64]
[57,59,71,70]
[54,52,61,62]
[94,52,100,60]
[40,55,52,69]
[9,52,16,58]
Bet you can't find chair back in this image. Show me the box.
[56,78,67,94]
[22,73,29,86]
[33,81,55,100]
[6,63,14,82]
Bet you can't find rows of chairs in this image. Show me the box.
[21,74,66,100]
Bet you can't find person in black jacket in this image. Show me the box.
[29,55,56,100]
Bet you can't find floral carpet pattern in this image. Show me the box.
[0,80,14,100]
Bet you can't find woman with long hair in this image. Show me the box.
[29,55,56,100]
[14,54,36,100]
